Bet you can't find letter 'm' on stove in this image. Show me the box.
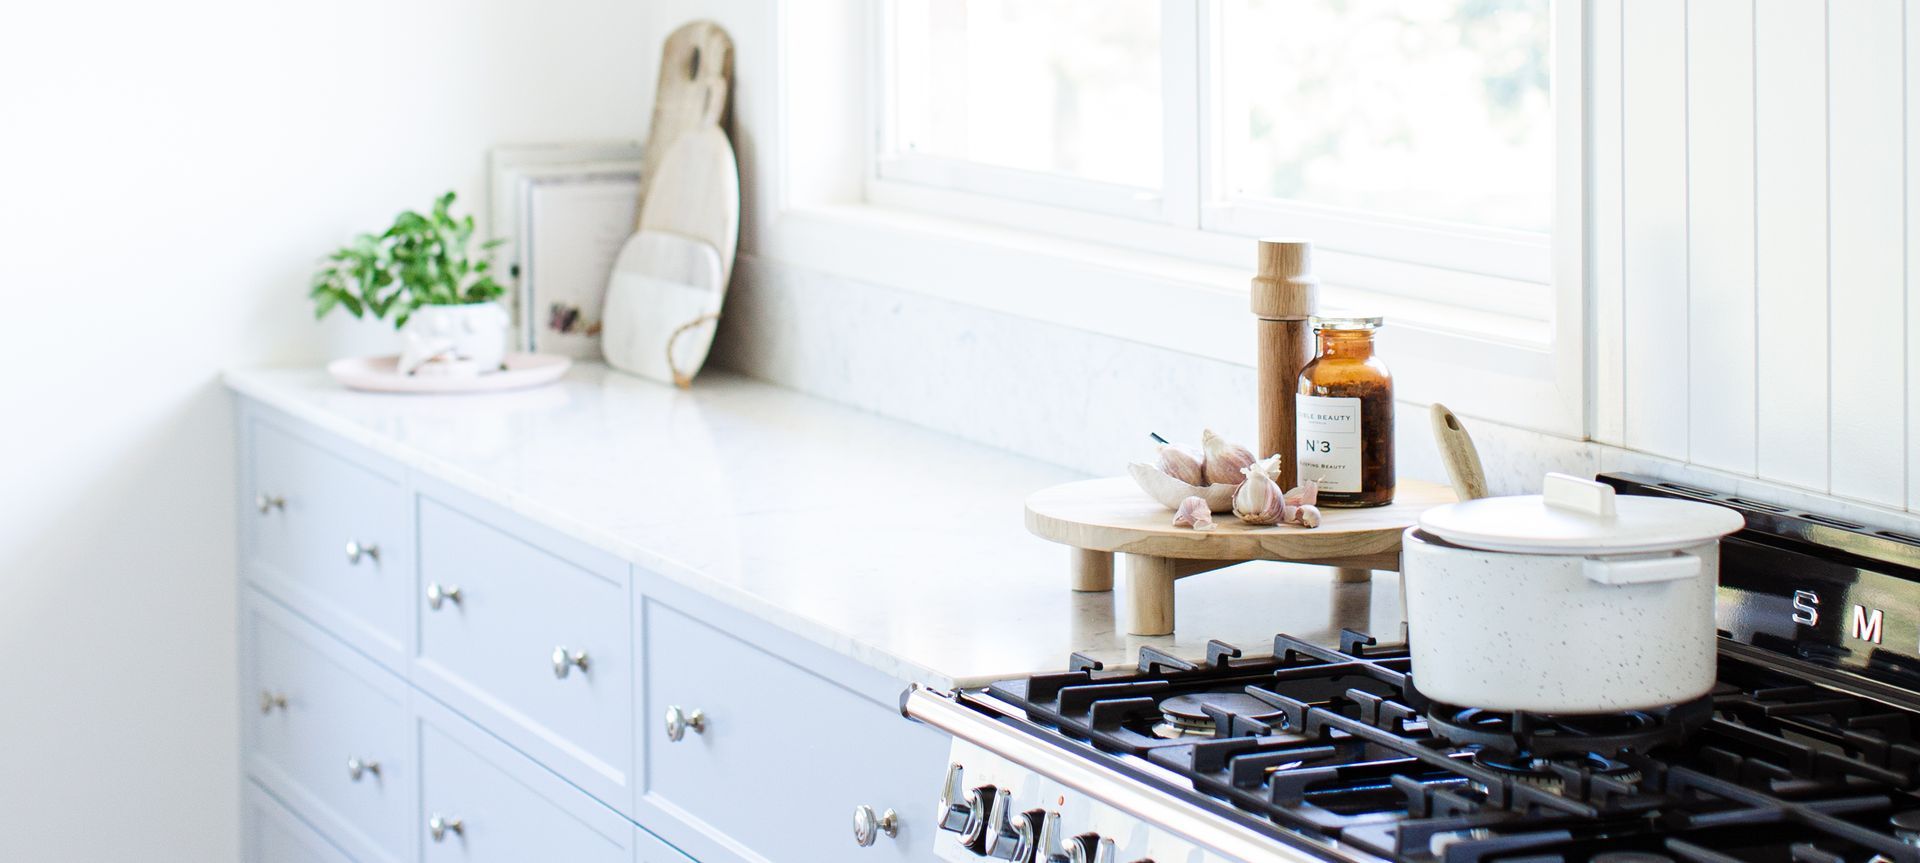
[1852,604,1885,644]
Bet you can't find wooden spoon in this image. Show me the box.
[1430,403,1489,501]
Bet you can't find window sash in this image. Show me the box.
[872,0,1562,289]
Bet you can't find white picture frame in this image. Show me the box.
[488,143,645,355]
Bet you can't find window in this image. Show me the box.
[878,0,1560,290]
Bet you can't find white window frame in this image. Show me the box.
[873,2,1196,225]
[871,2,1559,300]
[761,0,1588,438]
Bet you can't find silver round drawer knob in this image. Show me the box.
[426,582,462,610]
[663,705,706,741]
[255,494,285,515]
[852,805,899,847]
[346,757,381,781]
[551,646,589,679]
[345,540,379,565]
[258,691,288,714]
[428,814,464,842]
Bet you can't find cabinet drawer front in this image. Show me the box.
[419,701,638,863]
[246,594,412,863]
[643,601,946,862]
[243,781,355,863]
[415,495,633,805]
[246,417,410,667]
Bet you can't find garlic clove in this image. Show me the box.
[1292,504,1322,529]
[1155,441,1207,486]
[1233,464,1286,525]
[1284,478,1319,508]
[1172,496,1216,530]
[1200,429,1256,486]
[1247,453,1283,482]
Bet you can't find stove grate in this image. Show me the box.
[986,631,1920,862]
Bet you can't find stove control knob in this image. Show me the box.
[983,789,1024,860]
[935,764,992,853]
[1002,806,1048,862]
[958,786,996,851]
[1032,811,1068,863]
[1066,834,1115,863]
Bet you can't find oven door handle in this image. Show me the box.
[902,686,1299,863]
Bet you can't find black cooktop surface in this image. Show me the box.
[988,632,1920,862]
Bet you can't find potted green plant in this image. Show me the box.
[310,191,510,373]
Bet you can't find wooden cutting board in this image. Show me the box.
[601,126,740,386]
[637,21,732,216]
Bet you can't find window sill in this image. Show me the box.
[756,202,1581,437]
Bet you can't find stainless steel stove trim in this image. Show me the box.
[903,685,1326,863]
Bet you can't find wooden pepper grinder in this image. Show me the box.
[1251,238,1317,491]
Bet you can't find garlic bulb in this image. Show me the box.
[1154,441,1206,486]
[1201,430,1256,486]
[1233,464,1286,525]
[1172,496,1216,530]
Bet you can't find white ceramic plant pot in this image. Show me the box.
[404,302,509,372]
[1402,473,1745,713]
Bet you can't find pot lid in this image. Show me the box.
[1418,473,1746,555]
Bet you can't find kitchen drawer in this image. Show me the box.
[642,600,946,862]
[245,591,413,863]
[243,780,355,863]
[417,697,660,863]
[244,414,411,669]
[414,491,634,808]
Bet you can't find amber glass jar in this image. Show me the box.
[1295,317,1394,507]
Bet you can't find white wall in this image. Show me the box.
[0,3,649,859]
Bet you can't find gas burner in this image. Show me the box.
[1420,691,1714,757]
[1469,749,1643,791]
[1153,691,1276,739]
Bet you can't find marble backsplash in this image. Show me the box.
[712,254,1920,534]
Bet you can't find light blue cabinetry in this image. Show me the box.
[241,415,412,671]
[638,600,946,862]
[236,400,943,862]
[416,696,651,863]
[244,781,357,863]
[244,590,412,863]
[414,482,636,810]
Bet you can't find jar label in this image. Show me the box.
[1297,395,1363,492]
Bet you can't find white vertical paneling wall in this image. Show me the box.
[1618,0,1691,460]
[1685,0,1756,474]
[1753,0,1830,491]
[1590,0,1627,445]
[1599,0,1916,511]
[1827,0,1907,507]
[1910,0,1920,510]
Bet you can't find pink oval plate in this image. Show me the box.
[327,353,572,394]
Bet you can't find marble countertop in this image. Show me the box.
[224,363,1403,689]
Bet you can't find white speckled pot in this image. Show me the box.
[1403,529,1721,712]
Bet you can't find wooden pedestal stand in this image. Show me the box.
[1026,478,1454,635]
[1024,239,1455,635]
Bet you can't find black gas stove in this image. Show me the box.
[907,474,1920,863]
